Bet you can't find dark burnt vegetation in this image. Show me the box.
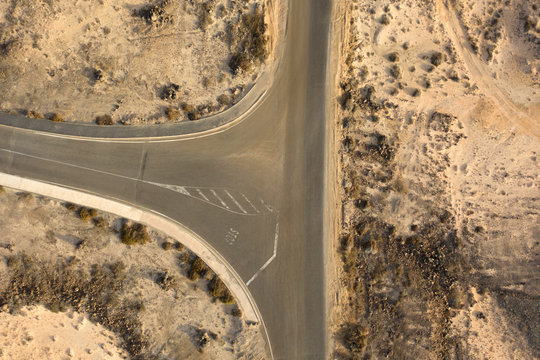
[0,254,148,359]
[227,7,268,75]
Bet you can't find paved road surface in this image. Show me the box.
[0,0,332,358]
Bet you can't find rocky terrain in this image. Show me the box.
[331,0,539,359]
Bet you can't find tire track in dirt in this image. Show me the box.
[436,0,539,137]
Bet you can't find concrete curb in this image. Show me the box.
[0,172,261,324]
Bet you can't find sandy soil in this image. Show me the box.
[0,0,271,125]
[0,186,267,359]
[331,0,539,359]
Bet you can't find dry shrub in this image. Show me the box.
[208,276,235,304]
[78,207,98,222]
[27,110,43,119]
[161,241,174,251]
[165,106,179,121]
[93,217,107,228]
[121,222,151,246]
[49,113,64,122]
[228,8,268,75]
[0,254,147,358]
[188,257,207,281]
[95,114,114,125]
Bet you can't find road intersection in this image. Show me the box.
[0,1,333,358]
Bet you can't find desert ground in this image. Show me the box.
[0,186,267,359]
[0,0,269,124]
[331,0,539,359]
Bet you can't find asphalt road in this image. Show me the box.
[0,0,332,358]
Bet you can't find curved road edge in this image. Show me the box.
[0,172,273,357]
[0,0,288,142]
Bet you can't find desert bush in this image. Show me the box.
[228,9,268,75]
[430,51,443,66]
[174,242,184,252]
[95,114,114,125]
[231,306,242,317]
[121,222,151,245]
[165,106,179,120]
[188,257,207,281]
[161,83,179,100]
[27,110,43,119]
[208,276,235,304]
[156,271,177,291]
[133,0,173,25]
[342,323,368,353]
[78,207,98,222]
[217,94,232,106]
[0,255,148,358]
[93,217,107,228]
[386,52,399,62]
[161,241,174,250]
[0,185,4,194]
[64,202,78,211]
[49,113,64,122]
[389,64,401,79]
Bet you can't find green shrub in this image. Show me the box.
[121,222,151,245]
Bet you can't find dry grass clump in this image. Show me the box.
[93,217,107,228]
[208,276,235,304]
[165,106,179,120]
[156,271,177,291]
[49,113,64,122]
[95,114,114,125]
[78,207,98,222]
[228,8,268,75]
[121,222,151,246]
[188,256,207,281]
[0,254,148,358]
[0,185,5,194]
[26,110,43,119]
[161,241,174,251]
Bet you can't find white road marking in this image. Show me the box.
[241,193,260,213]
[224,190,247,214]
[246,222,279,286]
[196,188,210,202]
[210,189,230,210]
[0,148,268,216]
[260,199,275,213]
